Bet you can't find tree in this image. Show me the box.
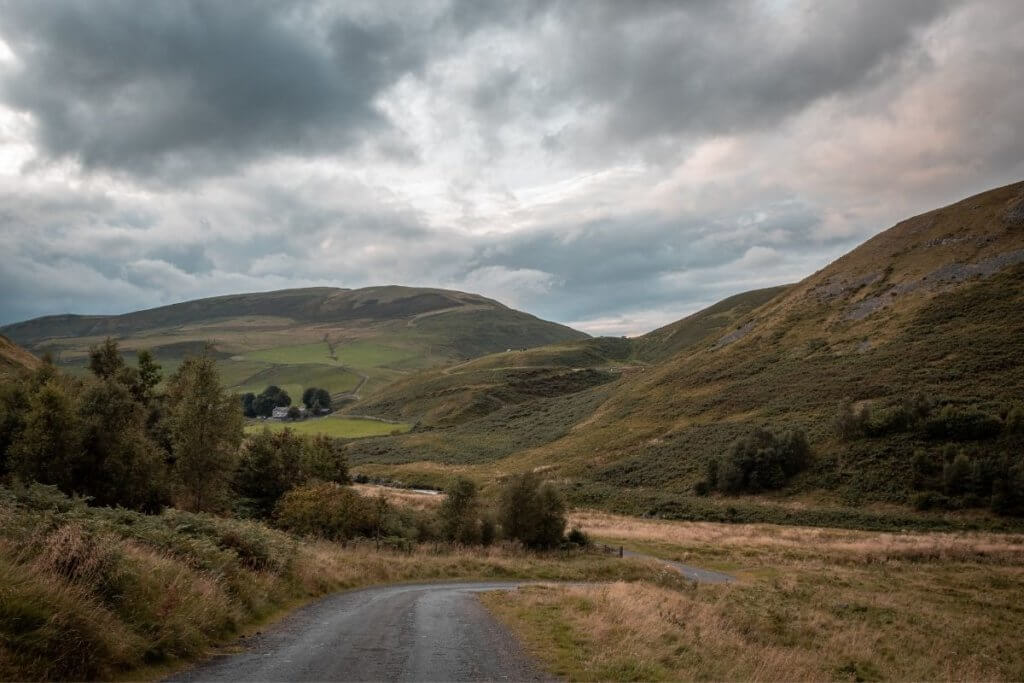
[235,428,306,518]
[498,472,566,549]
[302,435,350,484]
[132,349,162,404]
[439,477,481,544]
[252,385,292,417]
[302,387,333,412]
[166,355,244,512]
[76,377,169,512]
[302,387,318,410]
[709,427,811,494]
[8,377,83,493]
[315,388,332,412]
[87,338,125,380]
[241,392,256,418]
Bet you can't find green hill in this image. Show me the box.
[0,286,586,403]
[347,182,1024,527]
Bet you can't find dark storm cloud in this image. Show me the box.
[0,0,431,178]
[536,0,959,148]
[0,0,1020,335]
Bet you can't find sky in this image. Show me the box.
[1,1,1022,336]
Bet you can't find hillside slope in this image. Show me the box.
[0,286,586,401]
[351,182,1024,520]
[0,335,39,377]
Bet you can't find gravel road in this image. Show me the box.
[169,555,732,682]
[622,549,734,583]
[169,581,552,682]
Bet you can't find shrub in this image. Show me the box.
[708,427,810,494]
[234,428,307,518]
[497,473,567,549]
[925,406,1003,441]
[566,527,591,547]
[302,435,350,484]
[1006,404,1024,435]
[273,482,374,541]
[438,477,481,544]
[943,453,972,496]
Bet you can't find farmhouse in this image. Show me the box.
[271,405,308,420]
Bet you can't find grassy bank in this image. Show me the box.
[0,487,677,681]
[481,511,1024,681]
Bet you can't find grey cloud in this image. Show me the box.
[472,0,959,153]
[0,1,432,178]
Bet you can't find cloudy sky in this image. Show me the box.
[1,0,1022,335]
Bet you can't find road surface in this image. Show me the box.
[170,556,732,682]
[169,582,551,682]
[622,549,734,583]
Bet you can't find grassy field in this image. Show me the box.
[481,511,1024,681]
[232,363,361,398]
[245,416,411,439]
[0,486,680,682]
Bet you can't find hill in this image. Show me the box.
[0,335,39,377]
[0,286,586,403]
[347,182,1024,526]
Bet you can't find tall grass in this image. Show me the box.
[0,485,672,681]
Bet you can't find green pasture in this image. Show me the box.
[231,363,361,399]
[244,340,420,370]
[245,415,411,438]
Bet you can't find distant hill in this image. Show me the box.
[1,285,587,401]
[348,181,1024,524]
[0,335,39,377]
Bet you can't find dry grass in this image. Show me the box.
[570,510,1024,570]
[483,512,1024,681]
[0,488,674,681]
[352,483,445,511]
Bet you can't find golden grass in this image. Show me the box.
[482,511,1024,681]
[352,483,445,511]
[0,494,678,681]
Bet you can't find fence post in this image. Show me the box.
[619,545,623,558]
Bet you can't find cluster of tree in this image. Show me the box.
[272,471,582,550]
[910,446,1024,515]
[241,385,292,418]
[0,339,243,513]
[835,395,1018,442]
[702,427,810,494]
[302,387,332,414]
[234,429,350,517]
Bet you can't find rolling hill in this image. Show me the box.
[347,181,1024,526]
[0,286,587,403]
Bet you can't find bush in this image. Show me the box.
[438,477,481,545]
[708,427,810,494]
[566,527,591,547]
[925,406,1003,441]
[497,473,567,549]
[273,482,374,541]
[234,428,307,518]
[302,435,350,484]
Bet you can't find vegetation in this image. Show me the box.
[245,416,410,439]
[483,511,1024,681]
[498,473,568,549]
[0,485,674,682]
[302,386,332,412]
[704,427,810,494]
